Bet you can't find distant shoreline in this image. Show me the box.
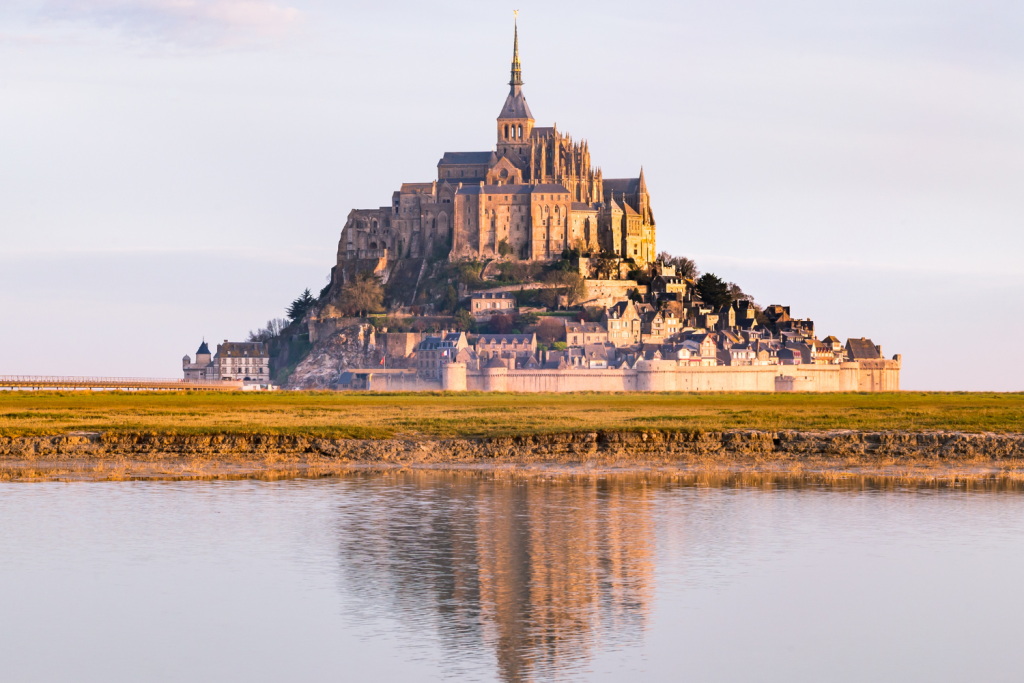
[3,429,1023,482]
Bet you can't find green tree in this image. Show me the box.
[497,239,513,257]
[658,252,700,280]
[453,309,477,332]
[696,273,732,309]
[440,285,459,313]
[286,289,316,322]
[337,273,385,317]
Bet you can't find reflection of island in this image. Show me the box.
[334,472,655,682]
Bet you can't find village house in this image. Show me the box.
[563,320,608,346]
[475,333,537,361]
[470,291,518,318]
[183,340,270,384]
[416,331,468,379]
[641,306,680,342]
[602,300,643,346]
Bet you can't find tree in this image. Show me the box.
[728,282,754,303]
[453,309,477,332]
[696,273,732,309]
[514,312,539,328]
[286,289,316,322]
[489,314,515,334]
[440,285,459,313]
[497,239,513,257]
[247,318,288,343]
[595,255,618,280]
[337,272,384,317]
[536,317,564,345]
[658,252,700,280]
[561,272,587,306]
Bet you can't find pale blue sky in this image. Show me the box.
[1,1,1022,389]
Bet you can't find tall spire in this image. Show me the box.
[510,12,523,88]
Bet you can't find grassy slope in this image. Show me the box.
[1,392,1022,439]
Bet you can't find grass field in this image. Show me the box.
[1,391,1022,438]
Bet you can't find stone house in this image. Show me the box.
[182,341,214,380]
[641,306,680,342]
[210,341,270,383]
[602,300,643,347]
[475,333,537,361]
[651,274,687,296]
[470,291,518,318]
[563,320,608,347]
[417,332,468,379]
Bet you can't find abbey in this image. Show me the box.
[338,22,656,266]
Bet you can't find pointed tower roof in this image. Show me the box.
[638,166,647,192]
[196,340,210,355]
[498,15,534,121]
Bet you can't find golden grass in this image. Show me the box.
[1,390,1022,438]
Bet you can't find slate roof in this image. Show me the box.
[564,320,607,335]
[471,291,516,300]
[532,184,571,195]
[196,341,211,355]
[498,88,534,120]
[485,355,508,369]
[438,151,496,166]
[530,127,555,139]
[571,202,596,211]
[846,337,881,360]
[603,178,641,196]
[483,185,532,195]
[477,334,534,345]
[217,342,268,358]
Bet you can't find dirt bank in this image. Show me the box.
[2,429,1024,481]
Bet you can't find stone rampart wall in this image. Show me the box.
[444,360,900,393]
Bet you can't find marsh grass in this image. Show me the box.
[0,391,1022,439]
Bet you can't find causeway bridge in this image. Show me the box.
[0,376,248,391]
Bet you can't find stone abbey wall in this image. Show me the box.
[441,360,901,393]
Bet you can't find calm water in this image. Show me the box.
[2,473,1024,682]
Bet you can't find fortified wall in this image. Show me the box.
[438,359,901,393]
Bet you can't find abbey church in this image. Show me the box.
[338,21,656,266]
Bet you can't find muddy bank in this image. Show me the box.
[2,429,1024,481]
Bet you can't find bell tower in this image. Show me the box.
[496,14,534,166]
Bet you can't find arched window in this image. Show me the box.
[504,124,509,140]
[518,125,523,139]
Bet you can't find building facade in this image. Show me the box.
[336,21,656,267]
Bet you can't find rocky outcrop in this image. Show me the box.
[286,324,382,390]
[4,430,1024,463]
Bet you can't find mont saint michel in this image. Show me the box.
[339,21,656,265]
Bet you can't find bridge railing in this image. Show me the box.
[0,376,246,389]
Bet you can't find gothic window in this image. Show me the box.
[518,125,523,139]
[504,124,509,139]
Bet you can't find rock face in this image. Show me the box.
[286,324,383,390]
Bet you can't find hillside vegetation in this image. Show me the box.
[1,392,1022,439]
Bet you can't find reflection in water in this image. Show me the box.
[335,473,654,682]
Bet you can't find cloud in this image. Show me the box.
[42,0,301,46]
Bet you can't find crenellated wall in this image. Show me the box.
[440,359,901,393]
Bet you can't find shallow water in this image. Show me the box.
[2,473,1023,682]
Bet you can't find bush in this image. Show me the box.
[498,239,513,257]
[552,342,568,351]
